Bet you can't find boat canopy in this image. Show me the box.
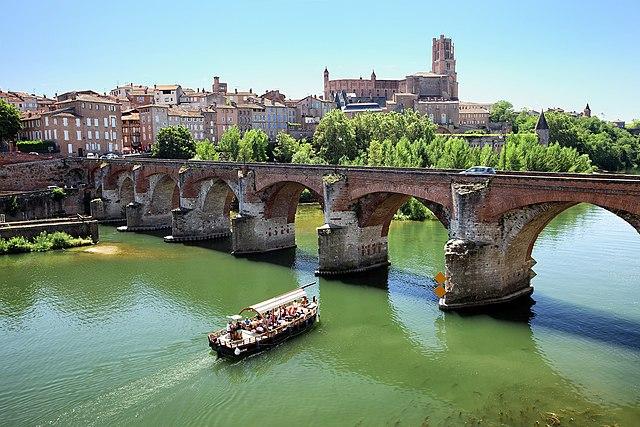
[242,288,306,315]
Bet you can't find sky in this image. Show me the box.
[1,0,638,120]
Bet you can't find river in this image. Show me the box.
[0,204,638,426]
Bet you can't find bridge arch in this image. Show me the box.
[349,191,450,236]
[500,201,640,284]
[261,180,323,223]
[148,174,179,215]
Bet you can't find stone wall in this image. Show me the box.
[0,158,86,191]
[0,189,85,221]
[0,217,99,243]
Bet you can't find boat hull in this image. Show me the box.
[209,313,317,359]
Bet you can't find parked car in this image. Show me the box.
[27,152,40,156]
[460,166,496,175]
[86,152,98,159]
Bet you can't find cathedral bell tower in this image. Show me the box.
[432,35,458,100]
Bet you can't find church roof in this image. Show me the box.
[535,110,549,130]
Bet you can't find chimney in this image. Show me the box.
[250,88,252,94]
[154,84,157,89]
[235,88,238,94]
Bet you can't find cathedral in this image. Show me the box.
[323,35,459,103]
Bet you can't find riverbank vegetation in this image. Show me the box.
[0,231,93,255]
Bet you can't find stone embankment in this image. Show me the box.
[0,217,99,243]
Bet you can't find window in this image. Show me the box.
[94,118,98,126]
[63,117,68,126]
[94,130,99,139]
[103,117,108,127]
[104,131,109,140]
[76,130,82,140]
[53,118,58,125]
[111,117,116,128]
[64,130,69,140]
[67,143,73,154]
[75,118,80,127]
[89,104,92,109]
[53,129,57,139]
[88,131,92,140]
[86,117,91,126]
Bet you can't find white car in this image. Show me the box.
[460,166,496,175]
[86,153,98,159]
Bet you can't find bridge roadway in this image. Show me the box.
[85,158,640,311]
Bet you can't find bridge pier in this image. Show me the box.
[439,181,534,310]
[165,207,231,242]
[316,173,390,275]
[317,211,389,275]
[231,171,295,255]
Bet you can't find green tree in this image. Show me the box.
[313,110,357,164]
[194,139,219,160]
[0,99,22,144]
[152,125,195,159]
[218,126,241,160]
[291,142,324,164]
[435,138,472,169]
[367,139,385,166]
[237,129,269,162]
[490,100,515,125]
[273,132,300,162]
[627,119,640,130]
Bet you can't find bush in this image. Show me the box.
[16,140,57,153]
[5,236,32,254]
[0,231,92,255]
[51,187,66,200]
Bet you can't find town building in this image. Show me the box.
[458,102,491,129]
[153,84,183,106]
[121,110,141,152]
[260,99,295,141]
[202,108,217,141]
[236,104,257,134]
[126,88,155,109]
[0,90,55,112]
[110,83,149,99]
[138,105,205,149]
[19,93,123,156]
[214,104,238,140]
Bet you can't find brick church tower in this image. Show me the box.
[432,35,458,99]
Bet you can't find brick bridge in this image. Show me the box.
[86,158,640,311]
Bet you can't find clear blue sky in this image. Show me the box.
[1,0,638,120]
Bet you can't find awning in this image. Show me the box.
[244,288,306,315]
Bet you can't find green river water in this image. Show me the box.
[1,204,639,426]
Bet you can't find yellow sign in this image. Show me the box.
[434,285,446,298]
[434,271,446,285]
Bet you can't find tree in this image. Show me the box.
[0,99,22,143]
[627,119,640,130]
[237,129,269,162]
[291,142,323,164]
[273,132,300,162]
[218,126,241,160]
[152,125,195,159]
[194,139,218,160]
[490,100,515,125]
[312,110,357,164]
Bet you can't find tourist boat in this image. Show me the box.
[208,284,318,359]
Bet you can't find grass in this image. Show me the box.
[0,231,93,255]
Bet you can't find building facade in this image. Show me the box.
[19,93,123,156]
[153,85,183,106]
[121,111,141,152]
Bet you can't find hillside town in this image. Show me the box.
[0,35,598,157]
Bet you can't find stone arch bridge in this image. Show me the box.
[87,158,640,311]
